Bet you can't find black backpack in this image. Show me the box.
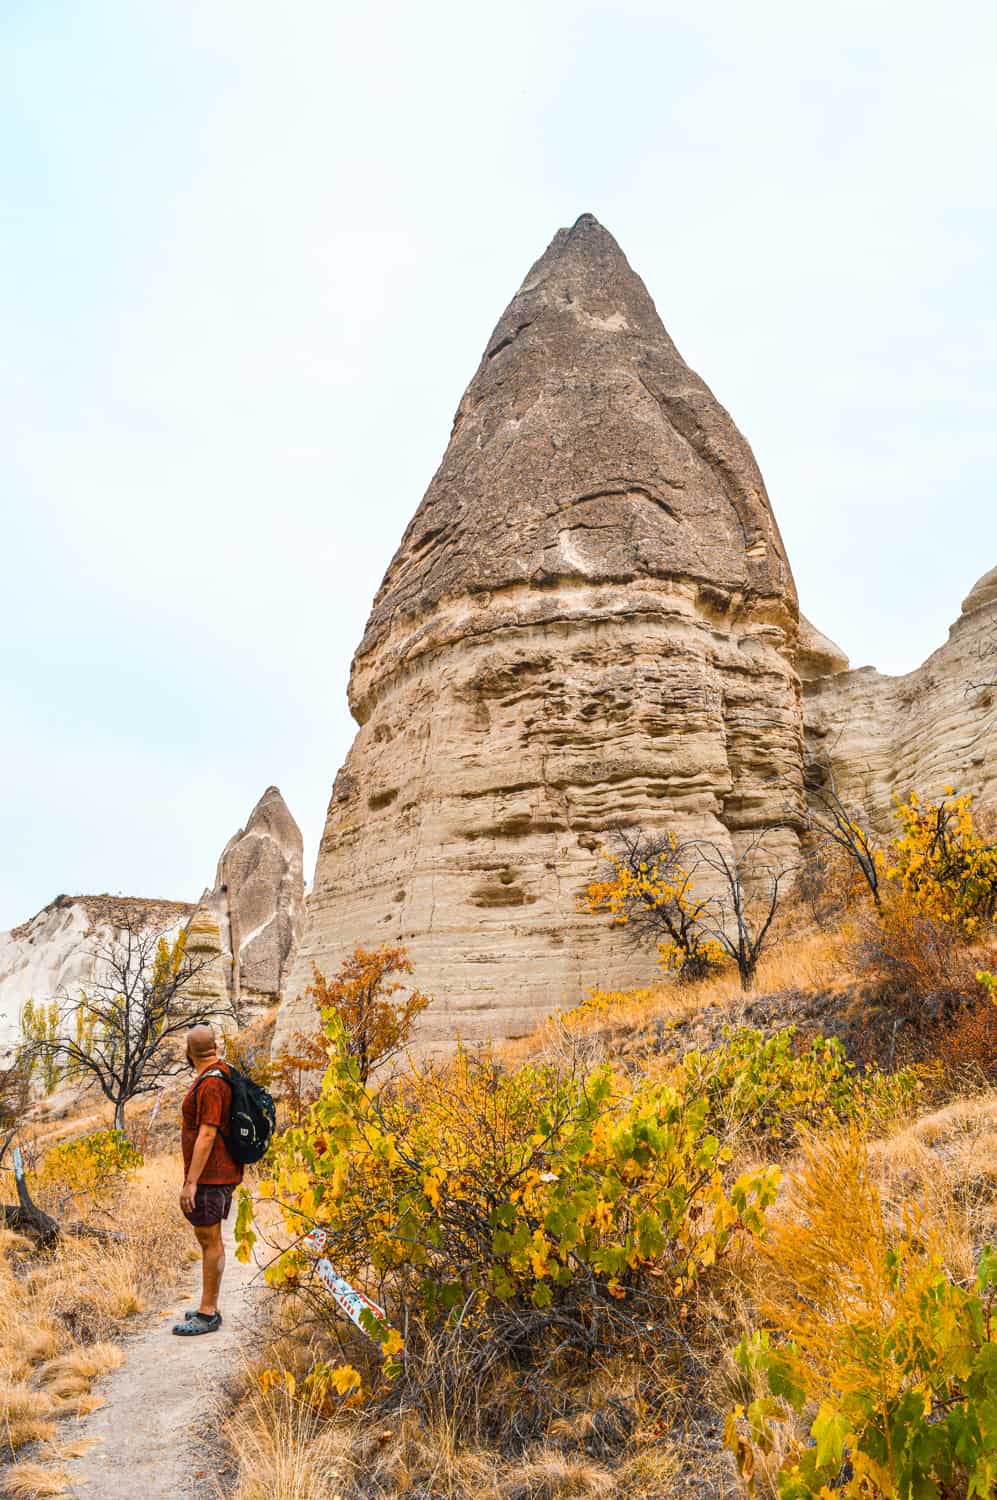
[193,1065,276,1165]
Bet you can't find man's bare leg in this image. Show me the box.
[193,1222,225,1316]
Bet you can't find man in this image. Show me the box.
[173,1024,243,1337]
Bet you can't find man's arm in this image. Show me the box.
[180,1123,218,1213]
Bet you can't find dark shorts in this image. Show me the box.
[183,1184,235,1228]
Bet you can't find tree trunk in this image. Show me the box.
[114,1097,127,1132]
[3,1155,60,1245]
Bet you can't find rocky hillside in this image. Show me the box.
[805,567,997,827]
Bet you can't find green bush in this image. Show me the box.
[236,1023,781,1424]
[680,1027,919,1145]
[728,1244,997,1499]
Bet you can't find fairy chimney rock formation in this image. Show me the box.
[278,214,805,1049]
[197,787,305,1013]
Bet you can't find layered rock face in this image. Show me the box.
[196,786,305,1013]
[278,215,805,1049]
[804,568,997,828]
[0,895,193,1058]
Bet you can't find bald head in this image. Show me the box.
[186,1025,218,1065]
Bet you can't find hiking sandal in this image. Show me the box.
[180,1309,223,1324]
[172,1311,222,1336]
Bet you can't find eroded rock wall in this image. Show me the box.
[804,569,997,830]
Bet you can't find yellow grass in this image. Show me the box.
[225,1384,355,1500]
[501,925,854,1069]
[0,1462,69,1498]
[0,1153,191,1461]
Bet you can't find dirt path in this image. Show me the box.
[64,1218,263,1498]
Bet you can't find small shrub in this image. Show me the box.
[726,1130,997,1497]
[933,987,997,1087]
[888,789,997,936]
[852,790,997,1020]
[680,1027,919,1146]
[858,887,990,1013]
[303,944,429,1084]
[38,1129,143,1207]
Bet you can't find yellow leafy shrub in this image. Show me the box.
[39,1129,143,1207]
[237,1020,781,1426]
[887,789,997,937]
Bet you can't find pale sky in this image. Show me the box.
[2,1,996,931]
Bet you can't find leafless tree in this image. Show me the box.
[23,915,221,1130]
[687,833,795,991]
[802,757,883,908]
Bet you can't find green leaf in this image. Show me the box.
[975,1243,997,1291]
[765,1350,806,1413]
[812,1402,850,1470]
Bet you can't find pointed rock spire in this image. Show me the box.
[279,218,804,1051]
[352,214,795,720]
[197,787,305,1013]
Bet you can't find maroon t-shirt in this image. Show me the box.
[181,1060,244,1186]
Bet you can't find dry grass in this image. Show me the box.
[225,1383,355,1500]
[220,1330,723,1500]
[869,1089,997,1273]
[0,1152,194,1462]
[502,925,855,1070]
[0,1461,70,1498]
[224,1385,689,1500]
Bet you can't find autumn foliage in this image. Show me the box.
[855,791,997,1020]
[238,1011,781,1431]
[726,1130,997,1498]
[584,830,726,981]
[39,1129,142,1211]
[303,945,429,1085]
[888,790,997,936]
[270,944,429,1125]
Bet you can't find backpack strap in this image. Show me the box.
[190,1066,231,1099]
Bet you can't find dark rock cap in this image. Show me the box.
[357,213,796,663]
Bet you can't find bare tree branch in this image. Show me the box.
[21,913,230,1129]
[801,756,883,907]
